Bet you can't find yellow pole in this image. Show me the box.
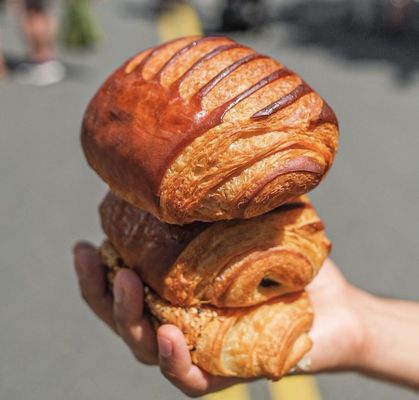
[270,375,322,400]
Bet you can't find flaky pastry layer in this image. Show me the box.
[100,245,313,379]
[82,36,339,223]
[100,192,330,307]
[146,289,313,379]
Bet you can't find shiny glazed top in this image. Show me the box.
[82,36,338,221]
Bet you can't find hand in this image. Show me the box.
[309,260,419,390]
[73,242,365,396]
[304,258,366,372]
[73,241,247,397]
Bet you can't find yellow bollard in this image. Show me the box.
[158,1,202,42]
[203,384,250,400]
[269,375,322,400]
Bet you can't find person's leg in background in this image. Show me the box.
[387,0,412,31]
[22,0,57,62]
[0,28,6,77]
[15,0,65,85]
[0,0,6,77]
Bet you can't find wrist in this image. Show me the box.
[351,291,419,389]
[348,287,381,372]
[340,284,377,371]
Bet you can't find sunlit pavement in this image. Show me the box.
[1,1,418,400]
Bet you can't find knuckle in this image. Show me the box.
[183,389,202,398]
[159,368,205,397]
[113,311,127,329]
[80,289,90,304]
[159,366,201,398]
[78,282,97,306]
[116,325,137,349]
[132,349,157,365]
[160,364,178,381]
[132,348,146,363]
[132,351,144,363]
[160,364,193,396]
[142,358,158,366]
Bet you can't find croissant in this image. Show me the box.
[100,244,313,379]
[99,192,330,308]
[82,35,339,224]
[146,289,313,379]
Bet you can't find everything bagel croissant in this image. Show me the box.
[82,35,339,224]
[99,192,330,308]
[146,289,313,379]
[100,240,313,379]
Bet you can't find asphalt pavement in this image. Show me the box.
[1,1,418,400]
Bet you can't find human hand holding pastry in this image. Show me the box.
[73,245,419,395]
[73,241,245,396]
[75,35,419,395]
[78,35,340,381]
[73,244,366,396]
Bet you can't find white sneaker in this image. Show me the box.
[14,60,66,86]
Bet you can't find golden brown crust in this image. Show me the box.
[99,239,313,379]
[145,288,313,379]
[100,192,330,307]
[82,36,339,223]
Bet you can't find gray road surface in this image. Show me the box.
[1,1,419,399]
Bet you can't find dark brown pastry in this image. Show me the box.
[100,192,330,307]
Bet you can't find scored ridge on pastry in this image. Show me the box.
[82,35,339,224]
[99,192,330,307]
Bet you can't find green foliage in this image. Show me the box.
[62,0,103,48]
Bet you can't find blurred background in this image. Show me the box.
[1,0,418,399]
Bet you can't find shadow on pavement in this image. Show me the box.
[3,54,30,71]
[3,53,94,82]
[116,0,179,19]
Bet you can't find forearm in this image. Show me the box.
[356,290,419,390]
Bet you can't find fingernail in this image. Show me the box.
[297,356,312,371]
[73,241,92,255]
[158,336,172,358]
[114,283,125,304]
[72,243,82,255]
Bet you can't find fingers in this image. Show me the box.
[157,325,243,397]
[74,241,243,393]
[74,242,158,364]
[157,325,209,397]
[113,269,158,365]
[73,241,117,332]
[305,258,363,372]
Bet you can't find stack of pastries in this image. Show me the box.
[81,36,339,379]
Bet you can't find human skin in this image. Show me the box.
[0,32,6,76]
[73,242,419,397]
[22,8,57,62]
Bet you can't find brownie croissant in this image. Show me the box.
[100,242,313,379]
[82,35,339,224]
[99,192,330,308]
